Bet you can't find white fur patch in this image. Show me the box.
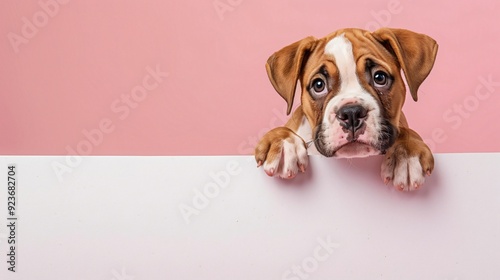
[325,34,360,94]
[263,133,309,179]
[295,116,319,155]
[320,34,383,156]
[381,156,425,191]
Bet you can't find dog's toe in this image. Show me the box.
[257,127,309,179]
[381,153,429,191]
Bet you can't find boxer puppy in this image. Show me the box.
[255,28,438,191]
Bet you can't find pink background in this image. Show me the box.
[1,0,499,155]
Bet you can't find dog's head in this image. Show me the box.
[266,28,438,158]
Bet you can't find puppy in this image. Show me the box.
[255,28,438,191]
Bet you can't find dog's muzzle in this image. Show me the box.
[314,103,398,158]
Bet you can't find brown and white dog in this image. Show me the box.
[255,28,438,191]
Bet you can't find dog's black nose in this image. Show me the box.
[337,104,368,132]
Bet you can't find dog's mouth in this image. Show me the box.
[314,118,397,158]
[314,125,384,158]
[332,140,381,158]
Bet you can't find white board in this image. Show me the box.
[0,154,499,280]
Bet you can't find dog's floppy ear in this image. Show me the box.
[266,36,317,115]
[372,28,438,102]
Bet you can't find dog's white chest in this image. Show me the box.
[296,116,320,155]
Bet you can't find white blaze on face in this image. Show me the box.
[321,34,383,157]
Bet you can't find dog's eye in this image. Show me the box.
[373,71,388,86]
[313,79,325,92]
[311,78,328,96]
[370,69,392,93]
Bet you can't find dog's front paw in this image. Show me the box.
[254,127,308,179]
[381,138,434,191]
